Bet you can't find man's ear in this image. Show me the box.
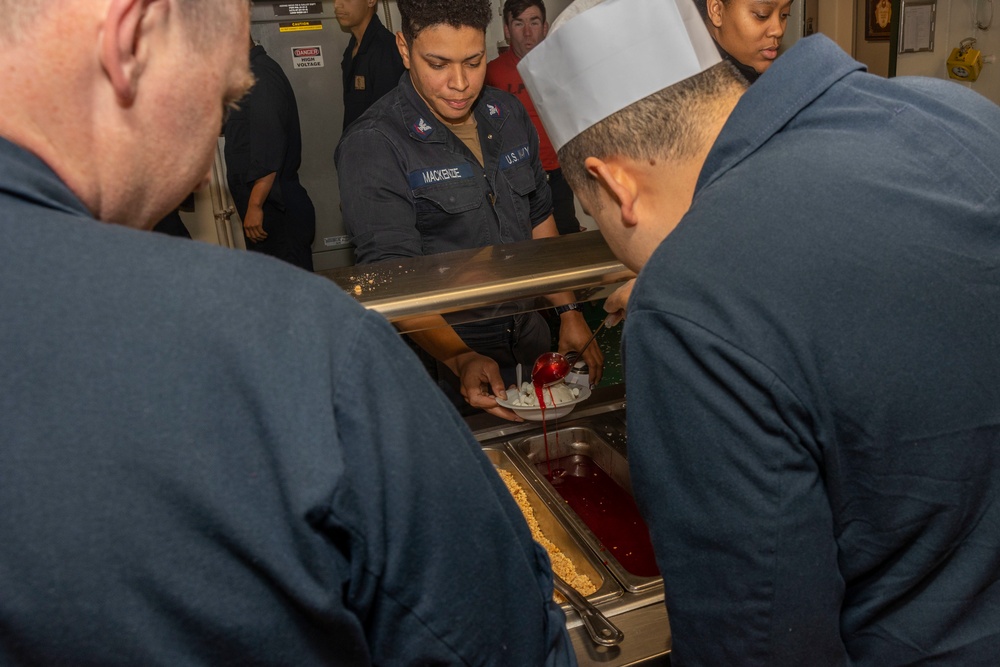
[502,23,511,44]
[395,31,411,69]
[100,0,158,103]
[584,156,641,227]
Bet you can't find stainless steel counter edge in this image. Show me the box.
[317,232,635,326]
[567,602,670,667]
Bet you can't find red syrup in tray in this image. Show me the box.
[541,455,660,577]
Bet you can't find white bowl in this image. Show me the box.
[495,383,591,421]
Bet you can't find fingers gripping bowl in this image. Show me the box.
[495,381,592,421]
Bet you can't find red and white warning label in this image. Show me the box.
[291,45,324,69]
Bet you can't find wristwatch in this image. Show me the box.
[554,303,581,315]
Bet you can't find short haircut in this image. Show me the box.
[558,61,746,196]
[503,0,547,24]
[177,0,250,50]
[0,0,47,44]
[397,0,492,43]
[0,0,247,48]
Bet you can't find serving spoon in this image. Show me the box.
[531,314,615,387]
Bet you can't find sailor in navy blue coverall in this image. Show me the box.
[336,8,601,419]
[519,0,1000,661]
[225,43,316,271]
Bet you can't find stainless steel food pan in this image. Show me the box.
[483,446,623,607]
[509,427,663,593]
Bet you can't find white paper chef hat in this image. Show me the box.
[518,0,721,152]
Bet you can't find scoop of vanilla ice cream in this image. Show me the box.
[508,381,581,408]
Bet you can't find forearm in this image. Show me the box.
[248,172,277,210]
[396,315,477,376]
[397,314,514,418]
[242,172,277,242]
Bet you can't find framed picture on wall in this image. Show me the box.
[866,0,893,41]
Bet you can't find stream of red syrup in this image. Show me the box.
[533,380,555,476]
[532,353,568,478]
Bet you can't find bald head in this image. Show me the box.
[0,0,253,228]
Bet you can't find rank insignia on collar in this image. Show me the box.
[486,102,502,118]
[414,117,434,137]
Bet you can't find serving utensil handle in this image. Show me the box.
[552,573,625,646]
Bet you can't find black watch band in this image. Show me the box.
[554,303,581,315]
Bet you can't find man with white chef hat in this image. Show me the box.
[520,0,1000,664]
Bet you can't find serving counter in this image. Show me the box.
[468,386,671,666]
[320,232,670,665]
